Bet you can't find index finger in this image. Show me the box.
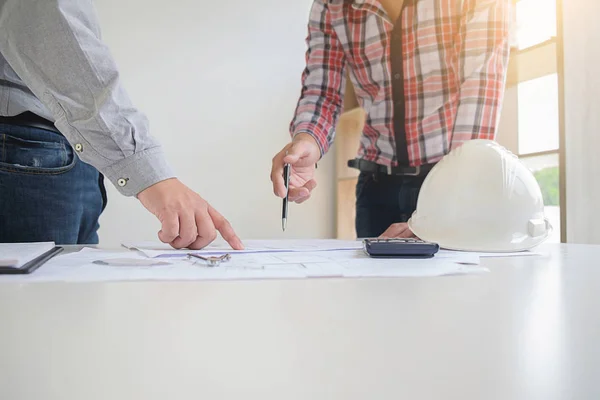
[208,206,244,250]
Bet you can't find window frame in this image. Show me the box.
[505,0,565,242]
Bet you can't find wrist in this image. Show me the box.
[293,132,322,156]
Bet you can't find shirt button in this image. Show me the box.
[394,73,401,80]
[74,143,83,152]
[117,178,128,187]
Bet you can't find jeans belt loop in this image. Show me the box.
[404,165,421,176]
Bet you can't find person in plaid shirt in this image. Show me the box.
[271,0,511,238]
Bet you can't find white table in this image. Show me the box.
[0,243,598,400]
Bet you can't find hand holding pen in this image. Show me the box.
[270,133,320,204]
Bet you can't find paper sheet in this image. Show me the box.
[122,240,539,260]
[122,239,365,258]
[0,242,56,268]
[437,250,542,260]
[0,247,487,283]
[469,251,541,258]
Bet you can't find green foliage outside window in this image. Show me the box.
[533,166,559,206]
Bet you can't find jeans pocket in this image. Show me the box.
[0,133,76,175]
[355,172,374,204]
[398,183,422,217]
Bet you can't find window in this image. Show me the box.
[517,73,560,155]
[516,0,557,50]
[520,154,561,243]
[510,0,562,242]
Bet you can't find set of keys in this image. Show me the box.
[186,253,231,267]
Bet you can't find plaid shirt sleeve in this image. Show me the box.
[451,0,511,146]
[289,0,347,156]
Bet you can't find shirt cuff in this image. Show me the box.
[292,122,329,157]
[102,147,176,197]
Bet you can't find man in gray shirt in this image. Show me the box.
[0,0,243,250]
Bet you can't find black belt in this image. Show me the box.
[348,158,435,177]
[0,112,59,133]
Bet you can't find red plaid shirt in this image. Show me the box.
[290,0,511,167]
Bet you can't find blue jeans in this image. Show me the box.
[355,171,425,238]
[0,124,107,244]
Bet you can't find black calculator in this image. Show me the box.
[363,238,440,259]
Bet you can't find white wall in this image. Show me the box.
[561,0,600,244]
[94,0,336,247]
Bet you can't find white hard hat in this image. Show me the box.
[407,139,552,252]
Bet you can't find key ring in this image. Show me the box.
[187,253,231,267]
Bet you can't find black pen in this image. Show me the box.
[282,163,290,231]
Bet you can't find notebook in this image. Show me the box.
[0,242,63,274]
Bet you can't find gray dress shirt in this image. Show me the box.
[0,0,175,196]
